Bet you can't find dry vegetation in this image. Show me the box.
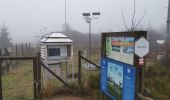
[2,61,34,100]
[1,49,170,100]
[145,64,170,100]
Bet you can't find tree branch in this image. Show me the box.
[131,0,136,31]
[146,21,151,31]
[121,10,130,31]
[136,10,147,28]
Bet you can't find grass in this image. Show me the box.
[3,49,170,100]
[145,64,170,100]
[4,49,170,100]
[2,61,34,100]
[40,49,102,99]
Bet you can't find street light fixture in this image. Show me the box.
[92,12,100,19]
[82,12,100,69]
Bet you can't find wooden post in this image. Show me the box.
[16,45,18,56]
[21,44,24,56]
[155,42,157,65]
[61,63,63,75]
[37,52,41,97]
[0,61,2,100]
[25,43,28,56]
[78,50,81,86]
[33,58,38,99]
[72,57,75,80]
[66,61,68,81]
[29,43,31,55]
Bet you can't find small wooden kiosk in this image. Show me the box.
[40,32,73,80]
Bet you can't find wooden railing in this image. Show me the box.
[78,50,100,86]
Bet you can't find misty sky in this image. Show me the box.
[0,0,168,43]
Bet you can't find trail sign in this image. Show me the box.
[135,37,149,58]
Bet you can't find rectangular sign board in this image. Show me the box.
[106,37,135,65]
[100,58,136,100]
[101,31,147,100]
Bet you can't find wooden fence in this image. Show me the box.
[0,43,37,75]
[78,50,100,86]
[0,55,41,100]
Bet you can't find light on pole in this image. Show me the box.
[82,12,100,65]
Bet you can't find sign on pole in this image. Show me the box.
[135,37,149,58]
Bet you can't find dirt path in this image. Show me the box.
[44,95,91,100]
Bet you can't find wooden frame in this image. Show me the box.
[0,53,41,100]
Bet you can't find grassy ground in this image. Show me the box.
[2,61,34,100]
[41,49,102,99]
[3,50,170,100]
[145,63,170,100]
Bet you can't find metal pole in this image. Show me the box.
[167,0,170,35]
[64,0,67,31]
[89,20,91,61]
[156,42,157,65]
[0,61,2,100]
[89,19,91,71]
[78,51,81,86]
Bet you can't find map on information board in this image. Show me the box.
[106,37,135,65]
[100,58,136,100]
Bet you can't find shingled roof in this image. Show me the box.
[41,32,73,43]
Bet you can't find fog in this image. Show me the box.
[0,0,168,43]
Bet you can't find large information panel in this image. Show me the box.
[100,58,136,100]
[106,37,135,65]
[100,31,147,100]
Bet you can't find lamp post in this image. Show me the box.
[82,12,100,70]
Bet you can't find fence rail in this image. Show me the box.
[41,62,72,89]
[78,50,100,86]
[0,56,36,60]
[0,55,40,100]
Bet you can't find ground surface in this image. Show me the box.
[2,61,34,100]
[44,95,91,100]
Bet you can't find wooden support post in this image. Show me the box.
[16,45,18,56]
[66,61,68,81]
[61,63,63,75]
[29,43,31,55]
[72,57,75,80]
[21,44,24,56]
[37,52,41,97]
[0,61,2,100]
[26,43,28,56]
[155,43,157,65]
[33,58,38,99]
[78,50,81,86]
[138,67,143,93]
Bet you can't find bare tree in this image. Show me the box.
[122,0,147,31]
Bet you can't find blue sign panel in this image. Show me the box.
[100,58,136,100]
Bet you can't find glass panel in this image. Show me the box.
[48,48,60,56]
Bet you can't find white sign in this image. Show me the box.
[156,40,165,44]
[135,37,149,58]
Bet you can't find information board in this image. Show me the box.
[106,37,135,65]
[100,58,136,100]
[101,31,147,100]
